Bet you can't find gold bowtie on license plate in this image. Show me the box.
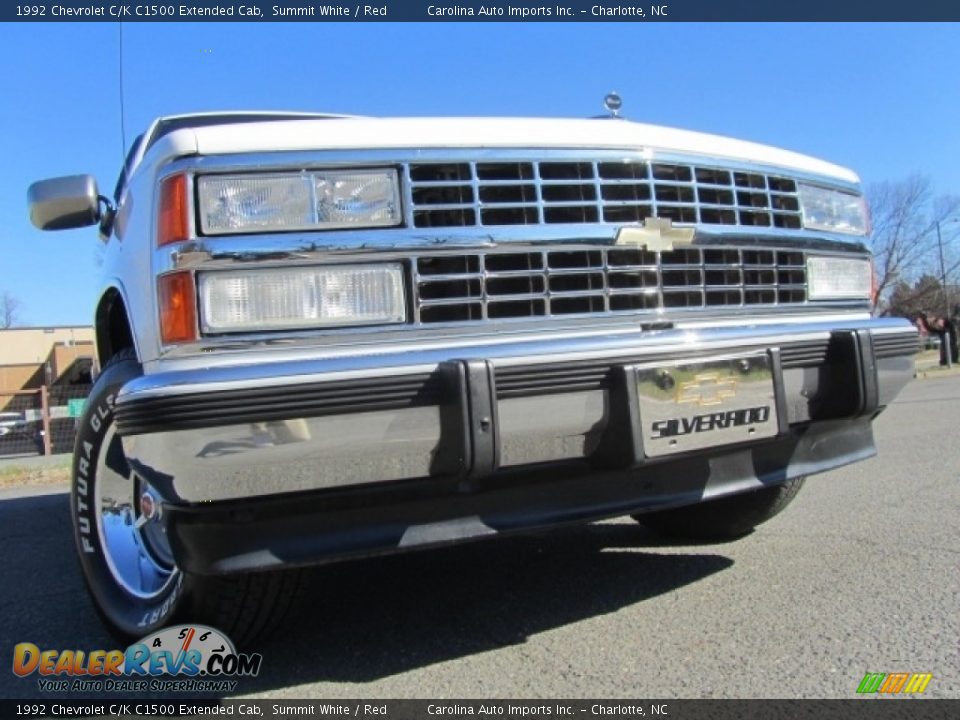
[635,352,779,457]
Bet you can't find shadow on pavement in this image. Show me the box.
[0,491,733,698]
[238,523,733,692]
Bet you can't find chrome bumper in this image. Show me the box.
[116,317,917,504]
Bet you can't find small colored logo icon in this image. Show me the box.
[856,672,932,694]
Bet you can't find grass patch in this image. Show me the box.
[0,462,70,489]
[915,349,960,377]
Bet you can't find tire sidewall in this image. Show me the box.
[71,352,185,642]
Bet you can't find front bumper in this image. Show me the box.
[114,315,917,574]
[116,316,916,500]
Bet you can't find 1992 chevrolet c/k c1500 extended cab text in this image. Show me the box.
[28,109,918,643]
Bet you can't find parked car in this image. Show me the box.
[0,412,26,437]
[0,412,38,455]
[28,108,918,643]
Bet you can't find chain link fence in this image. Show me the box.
[0,385,93,458]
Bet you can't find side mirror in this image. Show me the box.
[27,175,101,231]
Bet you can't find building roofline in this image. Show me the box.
[0,326,92,331]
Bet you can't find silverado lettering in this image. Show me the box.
[652,406,772,439]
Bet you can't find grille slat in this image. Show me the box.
[409,159,803,229]
[413,245,810,325]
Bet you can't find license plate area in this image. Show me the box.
[635,352,779,458]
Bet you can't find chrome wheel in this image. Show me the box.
[94,424,178,599]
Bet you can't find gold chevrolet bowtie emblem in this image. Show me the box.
[615,217,695,252]
[676,373,738,407]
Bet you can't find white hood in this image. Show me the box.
[153,115,859,184]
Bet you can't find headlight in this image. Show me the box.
[199,264,406,333]
[798,184,868,235]
[806,256,872,300]
[197,169,401,234]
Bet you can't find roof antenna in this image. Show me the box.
[118,22,128,163]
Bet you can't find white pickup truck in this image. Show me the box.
[28,110,917,643]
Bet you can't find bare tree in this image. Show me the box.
[886,275,947,319]
[867,175,960,314]
[1,290,22,328]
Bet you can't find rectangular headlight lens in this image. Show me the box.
[807,256,872,300]
[197,169,401,235]
[199,264,406,333]
[314,170,401,227]
[798,184,868,235]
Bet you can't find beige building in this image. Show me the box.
[0,326,95,392]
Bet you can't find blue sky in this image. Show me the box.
[1,21,958,326]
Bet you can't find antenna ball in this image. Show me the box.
[603,92,623,112]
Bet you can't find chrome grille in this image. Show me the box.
[407,160,802,230]
[414,246,807,324]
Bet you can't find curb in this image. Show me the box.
[914,366,960,380]
[0,453,71,471]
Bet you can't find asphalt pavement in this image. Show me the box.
[1,376,957,699]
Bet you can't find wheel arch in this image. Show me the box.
[95,287,138,368]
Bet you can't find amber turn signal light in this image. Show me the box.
[158,271,198,344]
[158,173,189,247]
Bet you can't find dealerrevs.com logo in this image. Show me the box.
[13,625,261,693]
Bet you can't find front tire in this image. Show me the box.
[632,477,806,541]
[71,349,298,645]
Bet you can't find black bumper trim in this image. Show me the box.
[873,332,921,358]
[434,360,500,480]
[115,330,918,437]
[496,331,917,398]
[115,372,442,435]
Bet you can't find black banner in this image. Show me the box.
[1,700,958,719]
[3,1,960,22]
